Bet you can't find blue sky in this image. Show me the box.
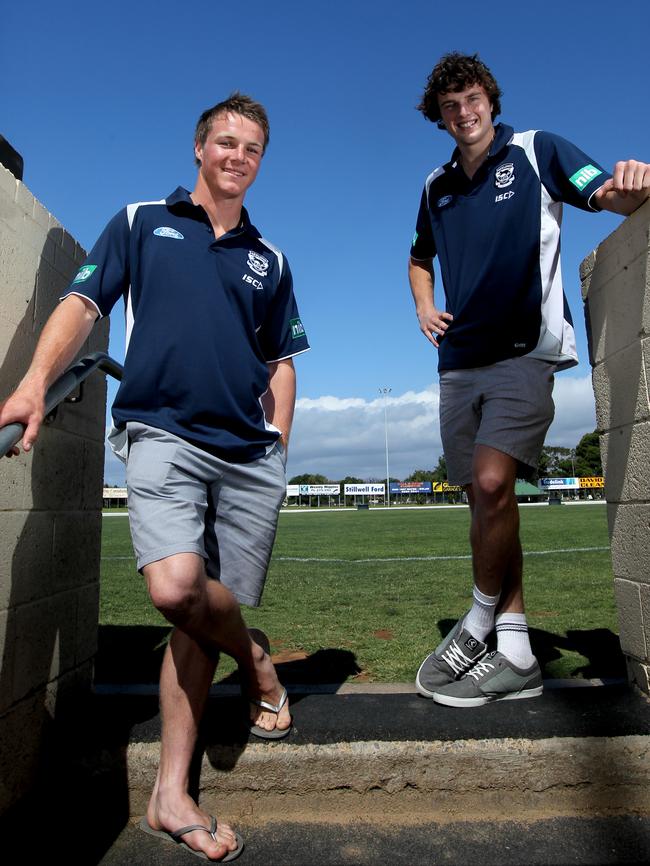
[2,0,648,482]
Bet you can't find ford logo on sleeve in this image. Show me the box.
[153,227,184,239]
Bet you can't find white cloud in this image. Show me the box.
[546,373,597,446]
[286,374,598,481]
[287,386,442,480]
[102,374,598,484]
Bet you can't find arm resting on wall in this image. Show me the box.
[0,295,99,453]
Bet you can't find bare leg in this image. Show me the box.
[467,445,524,614]
[144,552,289,859]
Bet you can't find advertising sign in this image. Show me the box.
[304,484,340,495]
[579,477,604,488]
[286,485,300,497]
[538,477,580,490]
[432,482,463,492]
[389,482,432,494]
[344,483,385,496]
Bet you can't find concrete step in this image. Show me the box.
[100,815,650,866]
[2,681,649,864]
[93,680,650,821]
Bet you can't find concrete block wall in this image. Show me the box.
[582,199,650,694]
[0,164,109,813]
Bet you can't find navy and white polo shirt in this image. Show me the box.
[63,187,309,462]
[410,123,610,372]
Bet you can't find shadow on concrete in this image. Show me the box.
[96,623,362,687]
[95,624,170,683]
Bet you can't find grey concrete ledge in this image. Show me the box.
[124,734,650,821]
[79,684,650,821]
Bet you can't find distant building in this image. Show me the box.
[103,487,127,508]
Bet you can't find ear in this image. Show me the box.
[194,140,203,165]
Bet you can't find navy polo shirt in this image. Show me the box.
[63,187,309,462]
[410,123,610,372]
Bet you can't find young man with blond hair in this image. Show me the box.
[0,93,309,860]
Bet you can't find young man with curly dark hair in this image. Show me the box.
[409,52,650,708]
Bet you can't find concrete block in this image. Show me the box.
[13,180,34,214]
[592,339,650,431]
[13,591,78,703]
[585,252,650,365]
[52,511,101,592]
[0,689,52,813]
[75,582,100,666]
[0,510,55,608]
[0,222,40,322]
[601,422,650,503]
[0,609,16,713]
[586,202,650,289]
[39,235,57,269]
[31,199,50,232]
[50,370,108,444]
[626,657,650,694]
[43,659,93,718]
[33,259,65,332]
[0,450,26,513]
[60,230,76,259]
[82,440,106,510]
[23,426,84,511]
[0,165,17,199]
[74,241,87,266]
[579,248,596,287]
[607,502,650,583]
[641,583,650,654]
[613,578,646,660]
[53,244,78,283]
[47,213,63,234]
[0,312,39,393]
[16,214,49,258]
[0,202,25,250]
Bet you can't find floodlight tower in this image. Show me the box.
[379,386,392,507]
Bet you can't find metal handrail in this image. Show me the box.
[0,351,123,456]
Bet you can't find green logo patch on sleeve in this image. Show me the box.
[569,164,603,191]
[72,264,98,284]
[412,231,418,246]
[290,318,305,339]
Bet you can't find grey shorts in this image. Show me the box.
[439,356,556,486]
[125,422,287,607]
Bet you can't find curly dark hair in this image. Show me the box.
[417,52,502,128]
[194,92,270,165]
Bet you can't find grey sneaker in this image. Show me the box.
[432,651,543,707]
[415,617,488,698]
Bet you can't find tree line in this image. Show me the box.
[289,431,602,486]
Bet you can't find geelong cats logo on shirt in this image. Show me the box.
[495,163,515,188]
[247,251,269,277]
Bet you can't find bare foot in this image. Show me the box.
[247,628,292,734]
[146,788,240,861]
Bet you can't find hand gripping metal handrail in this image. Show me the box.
[0,351,123,457]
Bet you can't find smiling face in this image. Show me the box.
[437,84,494,153]
[194,111,265,201]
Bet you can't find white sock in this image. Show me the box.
[464,586,500,642]
[496,613,536,668]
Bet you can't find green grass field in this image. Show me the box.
[99,503,623,684]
